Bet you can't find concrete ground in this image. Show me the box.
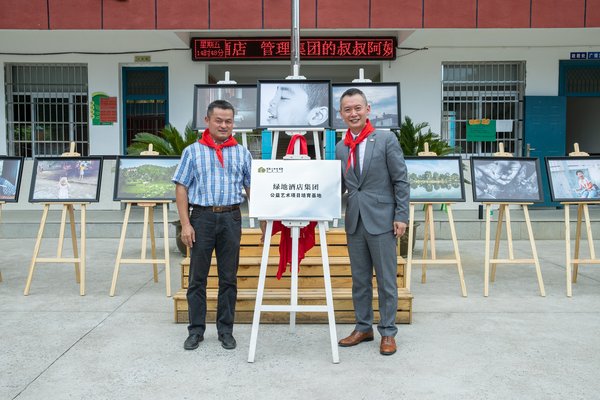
[1,228,600,398]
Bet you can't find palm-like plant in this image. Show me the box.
[396,116,456,156]
[127,123,199,156]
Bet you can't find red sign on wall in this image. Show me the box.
[191,37,396,61]
[99,97,117,123]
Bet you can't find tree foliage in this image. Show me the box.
[126,123,199,156]
[395,116,456,156]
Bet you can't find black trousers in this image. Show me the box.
[187,207,242,336]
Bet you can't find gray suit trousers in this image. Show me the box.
[347,217,399,337]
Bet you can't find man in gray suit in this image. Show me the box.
[335,88,409,356]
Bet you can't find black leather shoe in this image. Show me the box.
[184,333,203,350]
[218,333,237,350]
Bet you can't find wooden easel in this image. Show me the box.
[24,143,88,296]
[483,143,545,297]
[563,143,600,297]
[248,134,339,364]
[406,143,467,296]
[0,202,4,282]
[110,145,172,297]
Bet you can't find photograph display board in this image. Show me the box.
[193,84,257,130]
[405,156,465,202]
[249,160,341,220]
[114,156,179,201]
[546,156,600,202]
[30,157,103,202]
[0,156,24,202]
[330,82,400,130]
[257,80,330,129]
[471,156,543,202]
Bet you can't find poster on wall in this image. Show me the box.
[546,156,600,202]
[0,157,24,202]
[29,157,103,203]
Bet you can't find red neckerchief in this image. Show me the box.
[198,129,238,167]
[343,119,375,172]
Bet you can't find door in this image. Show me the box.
[524,96,566,207]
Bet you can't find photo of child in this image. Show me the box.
[57,176,70,199]
[574,170,599,198]
[259,80,330,128]
[0,157,23,202]
[546,157,600,202]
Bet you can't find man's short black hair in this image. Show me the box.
[340,88,368,107]
[207,100,235,117]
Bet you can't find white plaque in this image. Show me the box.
[249,160,341,221]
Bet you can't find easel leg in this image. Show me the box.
[67,205,80,284]
[162,203,171,297]
[447,205,467,297]
[289,226,299,332]
[110,203,132,296]
[491,204,504,282]
[523,205,545,297]
[248,220,273,363]
[573,204,583,283]
[421,205,430,283]
[405,204,415,291]
[565,205,572,297]
[484,204,491,297]
[319,221,340,363]
[24,204,50,295]
[80,205,86,296]
[149,206,158,283]
[583,204,595,260]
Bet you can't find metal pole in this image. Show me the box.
[291,0,300,77]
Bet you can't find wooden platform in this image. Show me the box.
[173,228,413,324]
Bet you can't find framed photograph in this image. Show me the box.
[29,157,103,203]
[330,82,401,130]
[405,156,465,202]
[546,156,600,202]
[0,156,24,202]
[193,84,257,130]
[470,157,543,203]
[257,80,330,129]
[114,156,179,201]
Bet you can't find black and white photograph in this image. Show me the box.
[405,156,465,202]
[330,82,400,130]
[258,80,330,129]
[193,84,257,130]
[30,157,103,202]
[546,156,600,202]
[471,157,543,202]
[0,156,24,202]
[114,156,179,201]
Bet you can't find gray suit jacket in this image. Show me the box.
[335,129,409,235]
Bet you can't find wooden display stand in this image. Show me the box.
[563,144,600,297]
[406,143,467,296]
[248,135,339,364]
[24,143,88,296]
[483,144,545,297]
[0,202,3,282]
[110,145,172,297]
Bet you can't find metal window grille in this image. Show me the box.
[4,63,89,157]
[441,61,525,157]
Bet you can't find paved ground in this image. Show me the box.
[1,235,600,400]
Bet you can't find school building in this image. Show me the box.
[1,0,599,209]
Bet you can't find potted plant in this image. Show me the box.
[394,116,457,257]
[127,123,199,254]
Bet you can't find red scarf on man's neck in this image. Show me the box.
[198,129,238,167]
[343,119,375,172]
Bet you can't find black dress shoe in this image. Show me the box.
[218,333,237,350]
[184,333,203,350]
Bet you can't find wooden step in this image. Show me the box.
[173,288,413,324]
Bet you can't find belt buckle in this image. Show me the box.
[213,206,224,213]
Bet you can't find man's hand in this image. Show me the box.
[393,221,407,238]
[259,220,267,243]
[180,223,195,249]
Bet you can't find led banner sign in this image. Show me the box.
[191,37,396,61]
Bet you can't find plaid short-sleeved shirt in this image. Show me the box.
[172,141,252,206]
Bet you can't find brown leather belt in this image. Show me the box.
[194,204,240,213]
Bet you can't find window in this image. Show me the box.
[4,64,89,157]
[441,62,525,157]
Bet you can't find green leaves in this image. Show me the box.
[126,123,199,156]
[395,116,456,156]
